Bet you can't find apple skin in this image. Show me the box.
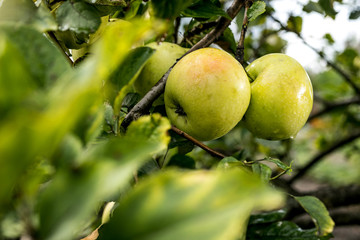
[243,53,313,140]
[133,42,188,97]
[165,48,251,141]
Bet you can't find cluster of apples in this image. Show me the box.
[134,42,313,141]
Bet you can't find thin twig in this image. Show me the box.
[173,17,181,44]
[236,1,251,65]
[170,126,226,159]
[269,15,360,96]
[308,97,360,121]
[121,0,246,130]
[288,131,360,184]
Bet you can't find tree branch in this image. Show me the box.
[269,15,360,96]
[288,131,360,184]
[308,97,360,121]
[236,1,251,65]
[170,126,226,159]
[121,0,246,130]
[173,17,181,44]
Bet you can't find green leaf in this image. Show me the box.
[303,1,324,14]
[55,1,101,34]
[0,24,71,88]
[0,18,163,214]
[38,115,171,240]
[293,196,335,236]
[323,33,335,44]
[247,1,266,22]
[252,163,272,182]
[287,16,303,34]
[0,0,57,32]
[249,209,287,225]
[126,114,171,150]
[98,169,284,240]
[124,0,143,19]
[264,157,292,172]
[105,46,155,106]
[150,0,194,19]
[217,156,242,170]
[217,27,237,54]
[318,0,337,19]
[349,8,360,19]
[167,154,196,169]
[247,221,332,240]
[182,1,230,19]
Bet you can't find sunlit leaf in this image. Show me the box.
[38,114,171,240]
[126,114,171,151]
[98,169,284,240]
[293,196,335,236]
[247,1,266,22]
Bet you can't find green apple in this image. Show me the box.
[165,48,251,141]
[133,42,188,98]
[243,53,313,140]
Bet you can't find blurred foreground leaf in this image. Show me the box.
[0,24,71,88]
[0,0,57,31]
[98,169,284,240]
[38,115,171,240]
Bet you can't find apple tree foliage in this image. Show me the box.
[0,0,359,239]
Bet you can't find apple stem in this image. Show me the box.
[236,1,251,66]
[170,126,226,159]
